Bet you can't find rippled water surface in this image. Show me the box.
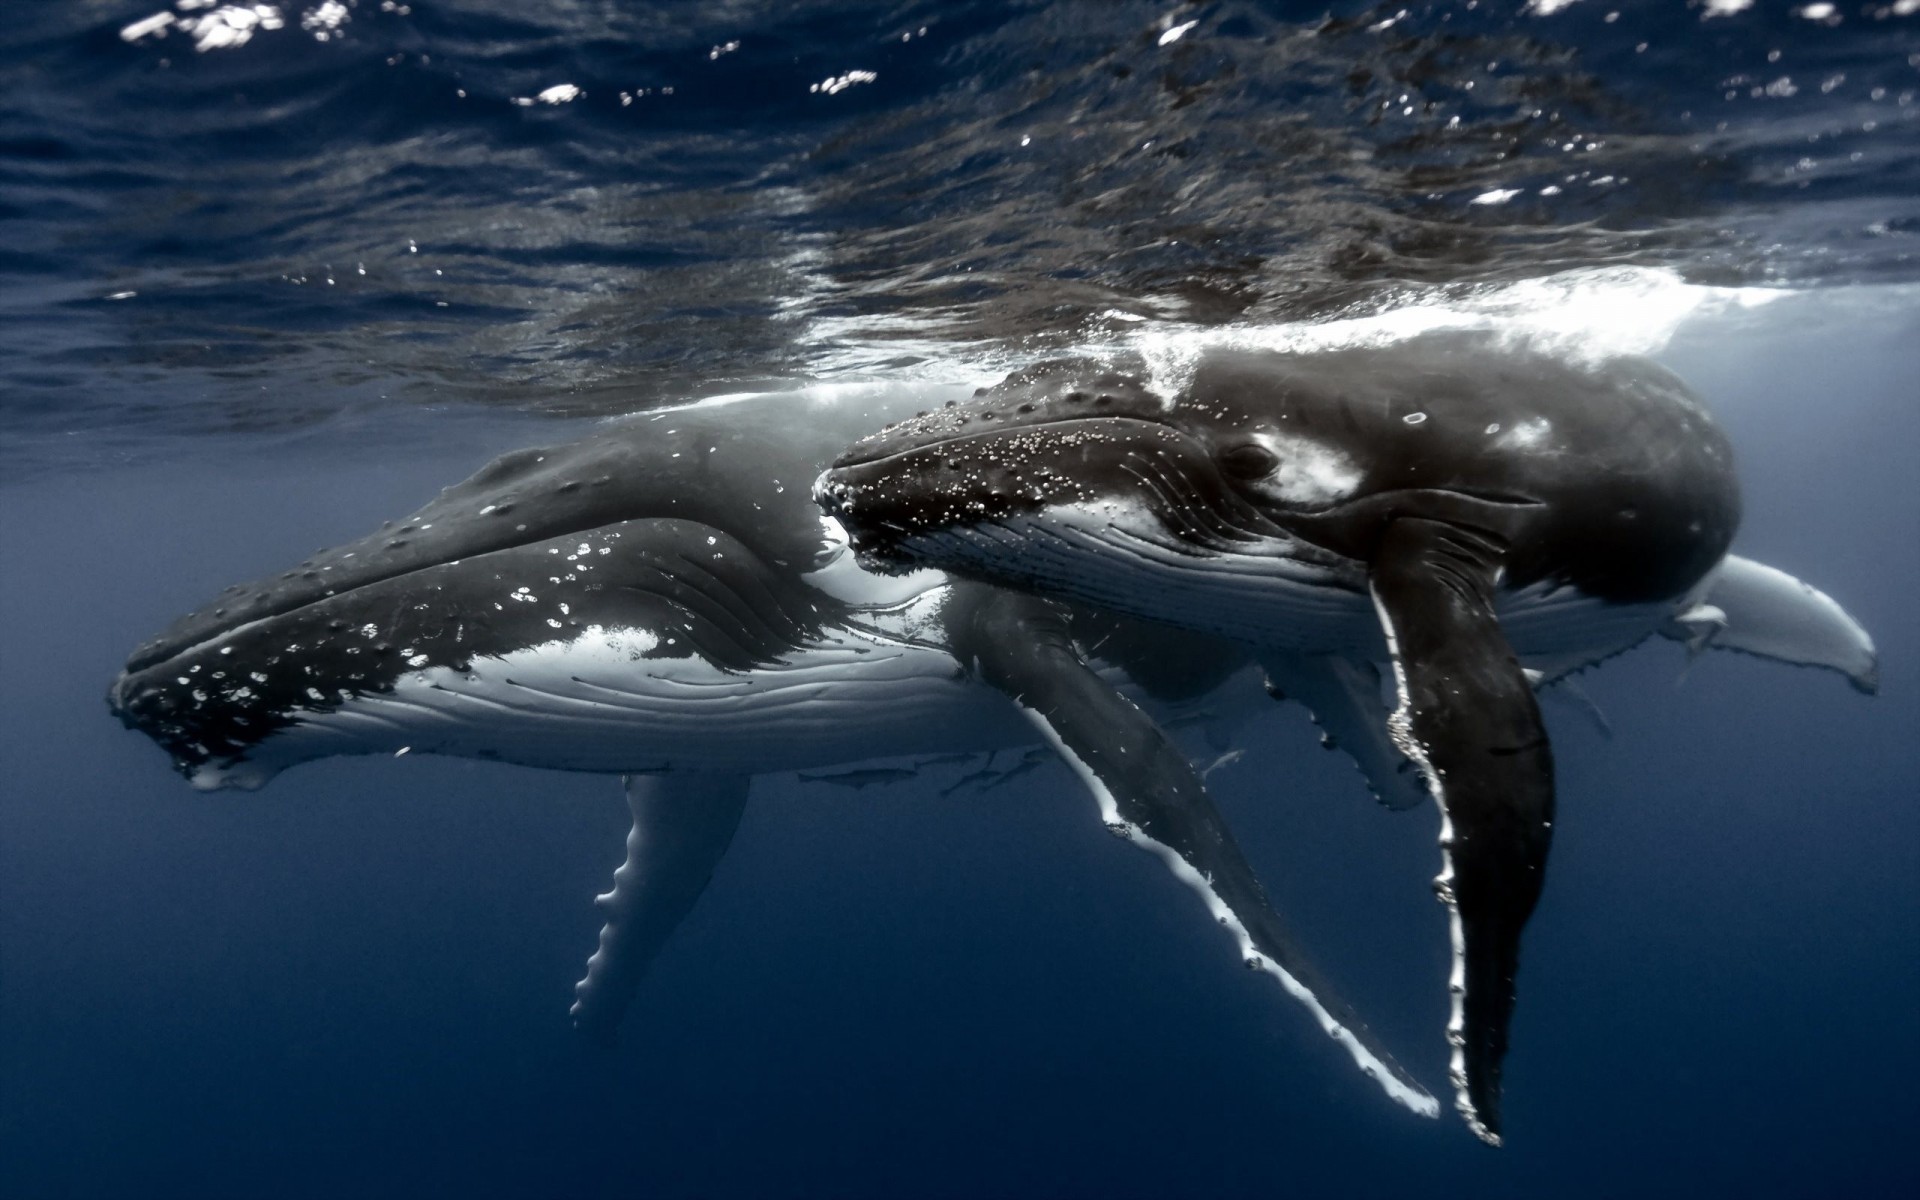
[5,0,1918,460]
[2,4,1917,1197]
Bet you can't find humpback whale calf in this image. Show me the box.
[108,381,1440,1117]
[819,331,1879,1144]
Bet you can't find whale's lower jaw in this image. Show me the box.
[149,620,1050,790]
[885,513,1377,653]
[888,515,1671,663]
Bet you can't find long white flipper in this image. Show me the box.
[948,586,1438,1118]
[571,773,749,1043]
[1666,554,1878,692]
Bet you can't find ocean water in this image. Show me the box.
[2,3,1917,1197]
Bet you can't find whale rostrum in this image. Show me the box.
[819,332,1877,1144]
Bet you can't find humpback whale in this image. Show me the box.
[108,382,1438,1116]
[819,331,1879,1144]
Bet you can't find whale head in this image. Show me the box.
[110,416,841,788]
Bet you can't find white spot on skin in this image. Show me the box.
[1244,432,1364,508]
[120,12,176,42]
[809,69,876,95]
[1497,417,1553,449]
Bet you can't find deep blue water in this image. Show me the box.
[3,3,1918,1197]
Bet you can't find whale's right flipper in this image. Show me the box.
[1260,653,1427,811]
[571,772,749,1044]
[1369,517,1555,1148]
[948,585,1437,1118]
[1665,553,1878,693]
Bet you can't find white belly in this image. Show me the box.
[192,622,1036,789]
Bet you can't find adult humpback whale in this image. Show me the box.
[818,331,1879,1144]
[107,381,1440,1116]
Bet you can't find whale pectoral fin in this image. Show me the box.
[1537,674,1614,741]
[1368,517,1554,1148]
[1664,553,1878,693]
[948,586,1438,1119]
[1259,652,1427,811]
[571,772,749,1044]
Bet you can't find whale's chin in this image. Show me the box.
[873,509,1382,654]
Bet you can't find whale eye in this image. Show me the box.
[1218,442,1278,481]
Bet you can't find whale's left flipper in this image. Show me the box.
[571,773,749,1044]
[948,586,1438,1118]
[1369,518,1554,1148]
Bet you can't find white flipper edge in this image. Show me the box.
[1019,707,1440,1119]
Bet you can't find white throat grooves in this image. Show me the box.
[1016,707,1440,1119]
[1370,585,1500,1147]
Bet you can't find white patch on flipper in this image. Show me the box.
[1371,588,1500,1146]
[1671,554,1878,691]
[1015,707,1440,1119]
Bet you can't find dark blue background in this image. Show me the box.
[3,3,1918,1196]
